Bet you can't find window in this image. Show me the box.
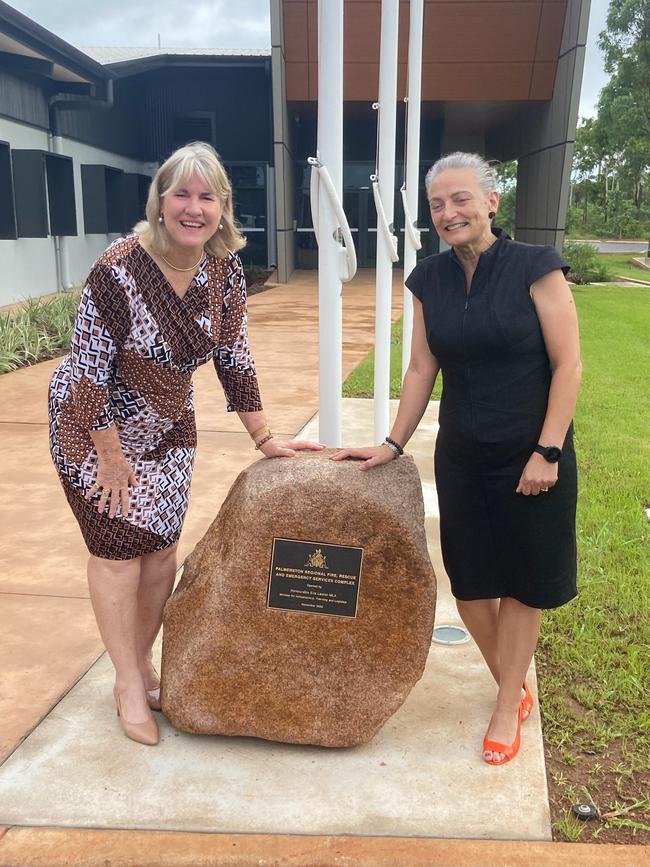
[0,142,16,240]
[226,162,268,266]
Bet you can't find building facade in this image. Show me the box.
[271,0,591,281]
[0,0,590,304]
[0,1,273,305]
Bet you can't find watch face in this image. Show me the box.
[545,446,562,463]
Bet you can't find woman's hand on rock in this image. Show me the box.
[259,438,326,459]
[85,456,137,518]
[330,444,396,470]
[516,452,559,496]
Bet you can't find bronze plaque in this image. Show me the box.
[267,538,363,618]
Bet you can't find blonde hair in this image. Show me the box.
[134,141,246,258]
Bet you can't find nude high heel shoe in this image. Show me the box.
[113,687,159,746]
[146,686,162,712]
[143,665,162,711]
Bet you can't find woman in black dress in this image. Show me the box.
[333,152,581,765]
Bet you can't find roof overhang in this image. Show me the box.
[103,53,271,78]
[0,0,112,97]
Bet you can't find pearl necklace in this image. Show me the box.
[159,250,204,272]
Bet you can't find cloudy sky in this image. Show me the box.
[9,0,610,118]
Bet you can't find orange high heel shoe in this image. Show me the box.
[483,709,522,766]
[114,687,159,746]
[520,681,534,723]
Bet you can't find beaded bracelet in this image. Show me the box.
[383,440,400,457]
[255,433,274,450]
[385,436,404,456]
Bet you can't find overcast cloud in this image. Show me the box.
[7,0,271,50]
[9,0,610,116]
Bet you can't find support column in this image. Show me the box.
[515,0,591,249]
[373,0,399,443]
[316,0,344,447]
[401,0,424,380]
[270,0,295,283]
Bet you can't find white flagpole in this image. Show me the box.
[316,0,344,446]
[401,0,424,380]
[373,0,400,443]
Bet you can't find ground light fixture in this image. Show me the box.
[431,624,471,646]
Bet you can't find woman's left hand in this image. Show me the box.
[516,453,559,496]
[258,438,326,459]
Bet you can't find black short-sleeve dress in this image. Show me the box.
[406,228,577,609]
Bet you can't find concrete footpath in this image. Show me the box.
[0,270,644,865]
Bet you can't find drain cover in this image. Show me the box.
[432,624,471,645]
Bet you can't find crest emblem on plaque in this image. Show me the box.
[306,548,328,569]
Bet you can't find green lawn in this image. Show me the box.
[343,286,650,842]
[540,285,650,841]
[342,317,443,401]
[596,252,650,282]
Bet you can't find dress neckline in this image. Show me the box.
[449,227,509,267]
[135,236,207,302]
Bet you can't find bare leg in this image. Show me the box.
[87,554,151,724]
[484,597,541,761]
[456,598,500,683]
[137,544,178,689]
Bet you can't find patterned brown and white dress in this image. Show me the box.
[48,234,262,560]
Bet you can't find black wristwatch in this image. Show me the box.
[534,444,562,463]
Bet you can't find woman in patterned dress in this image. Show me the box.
[333,152,581,766]
[49,142,323,745]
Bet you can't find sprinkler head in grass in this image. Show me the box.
[572,803,598,821]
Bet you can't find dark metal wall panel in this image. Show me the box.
[55,77,146,160]
[81,164,108,234]
[0,141,17,239]
[143,65,272,163]
[55,64,272,164]
[0,71,49,128]
[105,167,125,232]
[45,153,77,235]
[122,172,150,230]
[12,149,48,237]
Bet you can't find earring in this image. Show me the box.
[489,211,496,219]
[158,215,164,224]
[219,223,224,230]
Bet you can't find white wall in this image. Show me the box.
[53,138,156,289]
[0,119,57,305]
[0,116,155,306]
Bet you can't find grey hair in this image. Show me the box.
[425,152,498,199]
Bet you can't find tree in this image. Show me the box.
[567,3,650,241]
[494,160,517,237]
[599,0,650,247]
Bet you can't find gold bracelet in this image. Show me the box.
[255,433,274,450]
[250,424,270,441]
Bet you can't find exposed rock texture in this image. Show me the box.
[161,450,436,747]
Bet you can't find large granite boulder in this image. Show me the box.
[161,449,436,747]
